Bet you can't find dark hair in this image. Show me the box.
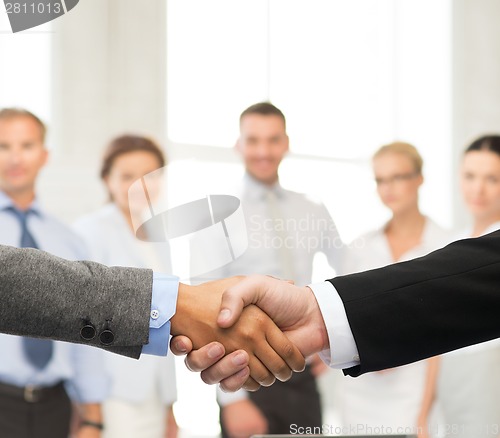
[239,102,286,129]
[0,108,47,142]
[465,135,500,157]
[100,135,166,180]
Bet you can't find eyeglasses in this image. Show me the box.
[375,172,419,186]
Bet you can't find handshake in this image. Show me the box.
[169,275,330,392]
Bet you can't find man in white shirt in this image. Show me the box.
[204,102,343,437]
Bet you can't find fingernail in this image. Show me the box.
[218,309,231,323]
[236,367,249,377]
[175,340,187,353]
[208,344,224,359]
[232,352,247,366]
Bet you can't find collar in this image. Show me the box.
[242,172,287,201]
[483,221,500,235]
[0,190,43,217]
[463,221,500,238]
[379,216,438,246]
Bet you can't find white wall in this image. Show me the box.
[39,0,168,222]
[451,0,500,229]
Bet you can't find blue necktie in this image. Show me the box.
[6,207,54,370]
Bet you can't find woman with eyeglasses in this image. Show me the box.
[337,142,449,437]
[436,135,500,438]
[74,135,178,438]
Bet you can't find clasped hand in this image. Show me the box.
[170,275,329,392]
[169,276,307,391]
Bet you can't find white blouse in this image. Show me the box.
[337,217,450,431]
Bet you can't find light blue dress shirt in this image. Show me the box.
[143,274,178,357]
[0,191,109,402]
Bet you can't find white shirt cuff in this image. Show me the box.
[216,387,248,406]
[308,281,360,369]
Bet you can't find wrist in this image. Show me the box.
[304,286,330,354]
[170,283,195,337]
[170,283,219,347]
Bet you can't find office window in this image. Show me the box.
[167,0,452,241]
[0,9,52,128]
[167,1,451,435]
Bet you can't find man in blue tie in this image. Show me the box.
[0,108,107,438]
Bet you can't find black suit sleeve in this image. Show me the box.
[329,230,500,377]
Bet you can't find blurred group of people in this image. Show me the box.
[1,102,500,438]
[337,136,500,438]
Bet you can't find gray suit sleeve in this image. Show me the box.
[0,245,153,358]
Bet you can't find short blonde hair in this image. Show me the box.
[373,141,423,174]
[0,108,47,142]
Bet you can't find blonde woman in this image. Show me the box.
[338,142,449,437]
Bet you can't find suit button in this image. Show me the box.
[80,324,96,341]
[99,330,115,345]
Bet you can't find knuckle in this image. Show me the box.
[280,342,295,359]
[240,329,254,342]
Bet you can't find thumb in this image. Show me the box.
[170,335,193,355]
[217,275,267,328]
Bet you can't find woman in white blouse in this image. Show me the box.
[338,142,449,437]
[74,135,178,438]
[436,135,500,438]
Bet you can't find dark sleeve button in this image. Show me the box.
[99,330,115,345]
[80,324,96,341]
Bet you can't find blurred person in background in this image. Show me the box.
[199,102,343,438]
[0,108,107,438]
[338,142,449,438]
[74,135,178,438]
[436,135,500,438]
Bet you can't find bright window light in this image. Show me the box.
[167,2,451,435]
[166,0,452,237]
[0,8,52,128]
